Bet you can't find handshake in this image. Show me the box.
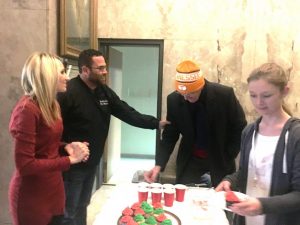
[65,142,90,164]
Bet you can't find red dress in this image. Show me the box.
[9,96,70,225]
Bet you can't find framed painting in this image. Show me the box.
[59,0,98,58]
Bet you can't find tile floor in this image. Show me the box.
[106,158,154,184]
[87,158,154,225]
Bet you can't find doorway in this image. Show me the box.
[98,39,164,185]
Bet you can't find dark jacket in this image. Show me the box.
[225,117,300,225]
[156,80,247,186]
[57,76,159,168]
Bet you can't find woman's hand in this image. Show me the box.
[66,142,90,164]
[229,197,263,216]
[215,180,232,192]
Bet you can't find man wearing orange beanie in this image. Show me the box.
[145,60,247,187]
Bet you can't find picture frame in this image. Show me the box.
[59,0,98,58]
[65,57,80,79]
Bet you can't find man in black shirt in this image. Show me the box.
[57,49,168,225]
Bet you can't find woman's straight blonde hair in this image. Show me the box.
[21,52,63,125]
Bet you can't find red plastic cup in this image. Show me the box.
[138,182,149,189]
[151,188,162,204]
[162,183,175,190]
[164,188,175,207]
[150,183,162,189]
[175,184,187,202]
[138,187,149,203]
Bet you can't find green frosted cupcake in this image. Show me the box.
[141,202,153,214]
[145,216,157,225]
[153,208,164,215]
[134,214,145,223]
[141,201,151,208]
[160,219,172,225]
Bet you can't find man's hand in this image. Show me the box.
[144,166,161,183]
[159,120,171,129]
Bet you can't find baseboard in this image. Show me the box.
[121,153,155,159]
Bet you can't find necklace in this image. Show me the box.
[251,132,259,185]
[250,132,279,187]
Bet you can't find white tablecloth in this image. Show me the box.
[92,183,229,225]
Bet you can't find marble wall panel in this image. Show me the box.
[0,0,57,223]
[48,0,58,53]
[11,0,47,9]
[0,0,45,9]
[98,0,300,121]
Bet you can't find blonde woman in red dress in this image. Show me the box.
[8,52,90,225]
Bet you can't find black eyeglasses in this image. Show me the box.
[90,66,107,72]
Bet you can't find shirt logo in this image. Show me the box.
[99,100,109,105]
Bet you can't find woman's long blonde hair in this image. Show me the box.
[21,52,63,125]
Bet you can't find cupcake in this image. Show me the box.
[131,202,141,210]
[141,202,153,215]
[134,208,145,216]
[141,201,151,208]
[134,214,145,224]
[122,207,134,216]
[119,215,134,225]
[156,213,167,223]
[153,208,164,217]
[160,219,173,225]
[145,216,157,225]
[127,220,139,225]
[225,191,240,207]
[152,202,163,209]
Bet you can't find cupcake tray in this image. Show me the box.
[117,210,181,225]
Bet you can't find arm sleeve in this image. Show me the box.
[225,88,247,160]
[9,104,70,176]
[107,86,160,129]
[260,133,300,214]
[155,95,180,171]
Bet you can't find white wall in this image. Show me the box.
[114,46,159,156]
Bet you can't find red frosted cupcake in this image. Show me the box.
[122,207,134,216]
[156,213,167,223]
[131,202,141,210]
[152,202,163,209]
[119,215,134,225]
[134,208,145,216]
[127,220,139,225]
[225,191,241,207]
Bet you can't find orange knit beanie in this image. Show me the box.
[175,60,205,94]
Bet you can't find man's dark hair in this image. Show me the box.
[78,49,104,73]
